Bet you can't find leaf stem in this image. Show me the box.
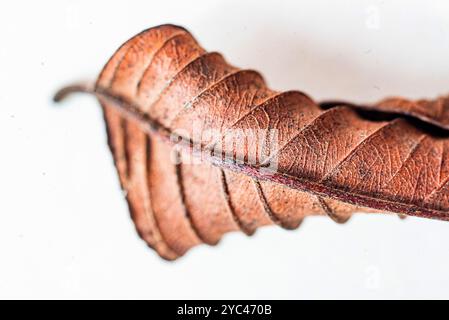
[53,83,449,222]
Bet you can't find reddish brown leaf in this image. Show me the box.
[55,24,449,260]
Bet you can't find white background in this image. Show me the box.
[1,0,449,299]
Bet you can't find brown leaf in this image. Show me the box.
[55,24,449,260]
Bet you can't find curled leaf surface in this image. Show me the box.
[57,24,449,260]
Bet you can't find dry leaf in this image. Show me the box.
[55,24,449,260]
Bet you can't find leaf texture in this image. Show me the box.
[57,24,449,260]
